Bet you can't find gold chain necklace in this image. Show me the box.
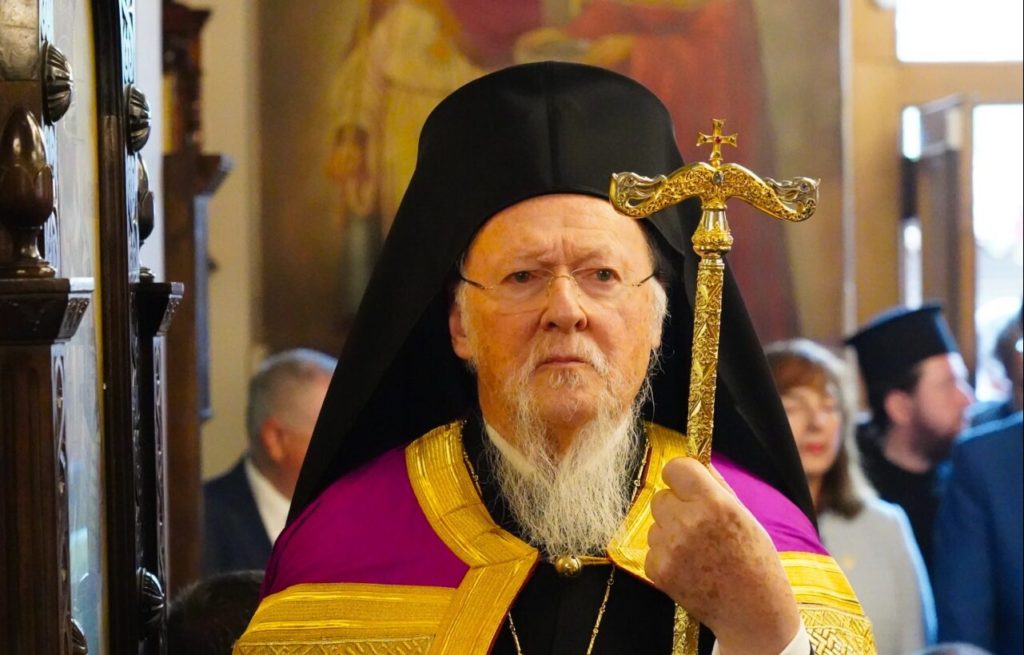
[460,432,649,655]
[507,567,615,655]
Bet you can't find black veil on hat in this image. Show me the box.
[845,303,960,395]
[290,61,813,523]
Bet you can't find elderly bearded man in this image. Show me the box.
[235,63,874,655]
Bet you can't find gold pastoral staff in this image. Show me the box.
[609,118,820,655]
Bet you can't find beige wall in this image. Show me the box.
[182,0,266,479]
[756,0,845,343]
[848,0,1023,328]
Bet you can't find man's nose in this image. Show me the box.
[542,275,588,331]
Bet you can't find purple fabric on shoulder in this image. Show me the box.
[261,446,469,598]
[712,452,827,555]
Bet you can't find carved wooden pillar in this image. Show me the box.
[0,99,91,655]
[136,276,183,653]
[0,278,92,655]
[0,2,87,651]
[136,152,182,652]
[135,154,184,654]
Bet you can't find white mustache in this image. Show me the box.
[524,338,611,377]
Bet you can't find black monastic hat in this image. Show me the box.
[845,303,960,393]
[290,61,813,523]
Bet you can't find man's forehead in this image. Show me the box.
[918,352,967,381]
[465,194,649,263]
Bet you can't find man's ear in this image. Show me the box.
[449,298,472,361]
[883,390,914,427]
[260,417,286,463]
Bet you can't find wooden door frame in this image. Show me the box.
[94,1,177,653]
[904,95,976,371]
[0,1,178,653]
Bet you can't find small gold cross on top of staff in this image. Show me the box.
[696,119,737,168]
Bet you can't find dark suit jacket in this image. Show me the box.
[934,412,1023,655]
[203,458,274,576]
[969,397,1016,428]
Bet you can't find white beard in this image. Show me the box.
[483,368,650,557]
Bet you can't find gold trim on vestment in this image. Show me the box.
[233,583,454,654]
[234,422,875,654]
[780,552,861,613]
[233,422,539,655]
[608,422,690,580]
[406,422,539,654]
[781,552,878,654]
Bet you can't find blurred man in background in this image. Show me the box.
[971,304,1023,427]
[202,348,336,575]
[846,304,974,573]
[933,408,1023,655]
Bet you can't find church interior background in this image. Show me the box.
[233,0,1022,476]
[0,0,1020,653]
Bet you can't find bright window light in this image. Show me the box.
[901,106,921,160]
[973,104,1023,260]
[896,0,1023,62]
[972,103,1023,400]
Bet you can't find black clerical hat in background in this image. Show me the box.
[845,303,960,393]
[289,61,814,524]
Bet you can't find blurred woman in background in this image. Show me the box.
[766,339,936,655]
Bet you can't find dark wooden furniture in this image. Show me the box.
[1,1,180,653]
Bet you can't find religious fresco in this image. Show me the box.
[258,0,843,354]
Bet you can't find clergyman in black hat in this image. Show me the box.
[846,303,974,573]
[234,62,874,655]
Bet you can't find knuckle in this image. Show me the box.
[651,488,687,526]
[644,552,667,584]
[661,456,690,487]
[647,522,663,548]
[638,548,671,581]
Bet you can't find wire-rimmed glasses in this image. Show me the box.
[458,266,657,312]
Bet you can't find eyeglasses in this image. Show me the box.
[459,266,657,311]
